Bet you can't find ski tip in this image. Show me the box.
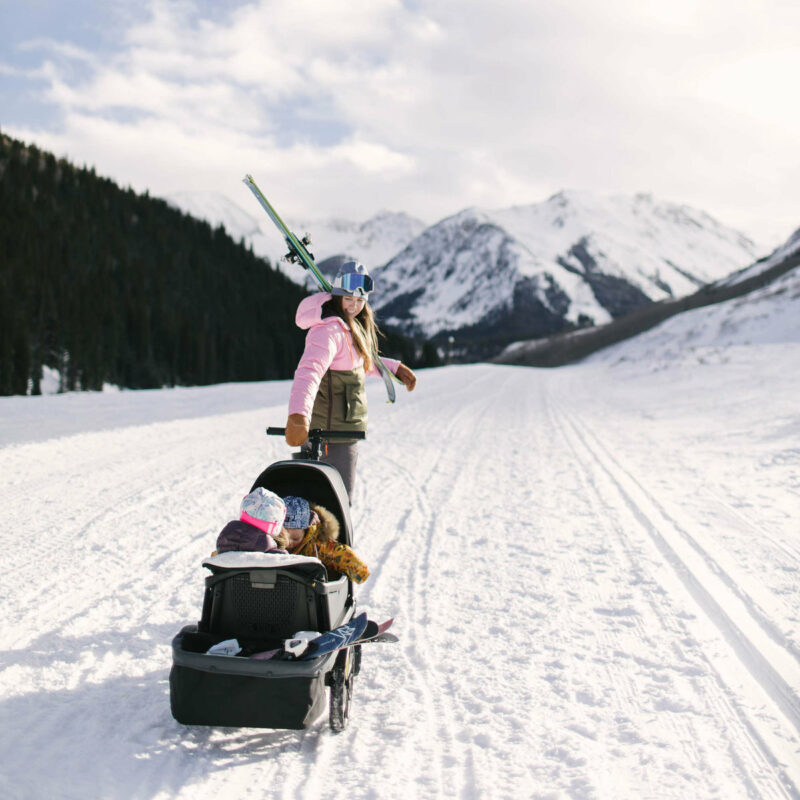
[376,617,394,635]
[242,173,253,183]
[365,616,393,626]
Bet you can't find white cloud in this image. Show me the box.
[697,49,800,131]
[17,38,98,64]
[4,0,800,245]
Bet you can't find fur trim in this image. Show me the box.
[310,503,340,543]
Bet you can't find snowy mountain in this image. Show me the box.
[591,250,800,368]
[166,191,262,239]
[495,222,800,368]
[375,191,762,345]
[165,191,426,287]
[718,224,800,288]
[165,189,765,355]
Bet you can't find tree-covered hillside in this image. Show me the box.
[0,134,313,395]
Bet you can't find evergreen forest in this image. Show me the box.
[0,133,435,396]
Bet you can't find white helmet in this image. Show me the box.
[331,260,374,298]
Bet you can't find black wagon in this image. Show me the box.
[169,430,365,732]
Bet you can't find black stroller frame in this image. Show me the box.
[169,429,365,732]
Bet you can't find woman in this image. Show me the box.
[285,260,417,499]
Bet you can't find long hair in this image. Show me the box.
[323,296,382,372]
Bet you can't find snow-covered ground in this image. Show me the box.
[589,265,800,373]
[2,341,799,796]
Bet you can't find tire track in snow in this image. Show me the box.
[568,406,800,730]
[348,374,501,798]
[692,492,800,664]
[392,368,550,799]
[224,375,507,800]
[548,376,800,671]
[279,377,498,799]
[327,366,534,799]
[552,396,800,799]
[536,388,733,796]
[700,489,800,658]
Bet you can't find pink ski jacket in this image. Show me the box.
[288,292,400,420]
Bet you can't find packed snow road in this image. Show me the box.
[1,354,798,799]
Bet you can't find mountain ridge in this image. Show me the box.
[165,188,765,360]
[492,224,800,368]
[375,191,762,352]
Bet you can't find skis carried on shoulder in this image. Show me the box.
[242,174,329,289]
[242,173,398,403]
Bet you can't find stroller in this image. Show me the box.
[169,428,365,732]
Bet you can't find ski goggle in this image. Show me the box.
[336,272,374,296]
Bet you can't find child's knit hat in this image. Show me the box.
[283,496,311,530]
[240,488,285,535]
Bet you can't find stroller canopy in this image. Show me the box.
[250,460,355,547]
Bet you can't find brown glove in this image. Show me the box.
[285,413,310,447]
[396,363,417,392]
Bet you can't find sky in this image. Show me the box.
[1,0,799,247]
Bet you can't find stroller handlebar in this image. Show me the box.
[266,427,365,441]
[266,426,365,462]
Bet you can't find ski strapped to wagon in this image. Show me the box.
[242,173,399,403]
[250,615,397,661]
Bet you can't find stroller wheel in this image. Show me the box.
[329,649,355,732]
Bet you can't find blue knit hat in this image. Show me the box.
[283,496,311,529]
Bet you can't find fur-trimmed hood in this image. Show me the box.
[291,502,369,583]
[296,503,339,548]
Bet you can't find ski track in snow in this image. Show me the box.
[550,389,799,798]
[1,358,799,799]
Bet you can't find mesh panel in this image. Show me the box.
[226,573,307,636]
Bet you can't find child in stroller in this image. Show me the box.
[282,495,369,583]
[214,488,369,583]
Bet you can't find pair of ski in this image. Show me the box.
[251,613,396,662]
[242,174,400,404]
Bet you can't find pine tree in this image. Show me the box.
[0,132,432,396]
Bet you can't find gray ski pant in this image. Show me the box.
[302,441,359,503]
